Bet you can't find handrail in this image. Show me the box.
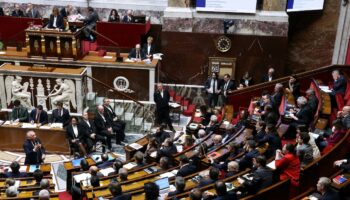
[90,29,120,48]
[84,74,144,106]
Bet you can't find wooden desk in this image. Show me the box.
[25,28,84,60]
[0,124,69,154]
[64,158,96,192]
[124,136,149,160]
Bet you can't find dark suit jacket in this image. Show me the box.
[142,43,156,56]
[154,89,170,111]
[66,124,88,143]
[320,189,340,200]
[112,194,132,200]
[11,10,24,17]
[240,78,253,87]
[307,95,319,116]
[295,105,313,126]
[213,192,237,200]
[177,164,197,177]
[26,9,40,18]
[222,80,236,93]
[261,74,273,83]
[122,15,134,23]
[272,91,283,108]
[168,190,184,198]
[11,106,28,122]
[198,178,216,188]
[155,131,170,146]
[48,14,64,29]
[333,75,347,94]
[205,78,222,94]
[4,172,27,178]
[23,139,45,165]
[103,105,116,123]
[239,149,260,170]
[83,11,99,28]
[29,109,48,125]
[52,108,70,127]
[60,7,69,18]
[128,48,146,60]
[80,119,97,134]
[94,113,111,135]
[252,167,273,192]
[290,82,301,99]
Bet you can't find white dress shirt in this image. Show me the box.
[53,16,57,28]
[72,125,78,138]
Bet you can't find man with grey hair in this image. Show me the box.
[337,106,350,129]
[128,43,146,60]
[5,186,18,197]
[122,10,134,23]
[209,134,222,152]
[195,129,207,144]
[200,115,219,134]
[38,189,50,200]
[168,176,186,197]
[34,179,50,196]
[95,105,113,152]
[226,161,239,178]
[154,83,175,132]
[118,168,128,182]
[305,88,319,116]
[261,67,275,83]
[331,70,347,95]
[312,177,339,200]
[272,83,284,108]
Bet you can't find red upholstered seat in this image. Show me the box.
[344,81,350,101]
[174,95,183,104]
[168,90,175,101]
[335,93,345,111]
[183,104,196,117]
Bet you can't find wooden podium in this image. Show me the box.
[25,28,84,60]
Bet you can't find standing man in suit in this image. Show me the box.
[154,83,175,132]
[261,67,275,83]
[81,7,99,41]
[128,44,146,61]
[29,105,48,125]
[80,112,97,152]
[66,116,89,156]
[94,105,113,152]
[103,98,126,145]
[142,36,156,59]
[221,74,236,104]
[11,4,24,17]
[11,100,28,122]
[122,10,134,23]
[60,5,73,18]
[205,72,221,108]
[23,130,45,165]
[47,7,64,29]
[25,3,40,18]
[52,102,70,127]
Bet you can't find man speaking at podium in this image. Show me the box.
[23,130,46,165]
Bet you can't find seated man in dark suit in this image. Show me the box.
[168,176,186,198]
[80,112,97,152]
[47,7,64,29]
[142,36,156,58]
[154,125,170,147]
[128,44,146,61]
[109,182,131,200]
[204,181,237,200]
[29,105,48,125]
[331,70,347,95]
[261,67,275,83]
[94,105,113,152]
[122,10,134,23]
[337,106,350,129]
[177,155,197,177]
[4,161,26,178]
[11,100,28,122]
[102,98,126,145]
[52,102,70,127]
[11,4,24,17]
[66,116,90,156]
[118,168,128,182]
[158,138,177,162]
[198,167,220,188]
[309,177,340,200]
[238,140,260,170]
[33,169,44,186]
[133,151,146,169]
[249,155,273,193]
[306,89,319,116]
[272,83,284,109]
[33,179,51,196]
[97,153,114,169]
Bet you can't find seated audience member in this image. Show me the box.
[258,94,277,115]
[261,105,278,126]
[200,115,220,135]
[221,124,235,144]
[89,165,102,180]
[318,120,346,152]
[240,71,253,87]
[80,157,90,171]
[29,105,48,125]
[198,167,220,188]
[60,5,73,18]
[108,9,120,22]
[133,151,146,169]
[47,7,64,29]
[128,44,146,60]
[199,105,212,126]
[90,175,100,187]
[66,116,89,156]
[52,102,70,127]
[80,112,98,152]
[213,107,223,123]
[4,161,26,178]
[234,109,249,130]
[94,105,113,152]
[122,10,134,23]
[308,177,340,200]
[168,176,186,197]
[81,7,99,41]
[305,89,319,116]
[296,132,314,168]
[143,36,156,58]
[177,155,197,177]
[102,98,126,145]
[257,124,281,159]
[33,179,51,196]
[284,96,313,139]
[109,182,131,200]
[11,4,24,17]
[208,134,223,152]
[225,161,239,178]
[33,169,44,186]
[250,156,273,192]
[254,120,267,142]
[204,181,237,200]
[5,178,15,188]
[154,125,170,147]
[195,129,207,144]
[272,83,284,108]
[108,160,123,176]
[331,69,347,95]
[238,140,260,170]
[261,67,275,83]
[297,125,320,160]
[118,168,128,182]
[189,188,203,200]
[97,153,113,168]
[159,138,177,158]
[159,157,171,171]
[337,106,350,129]
[38,189,50,200]
[11,100,29,122]
[144,182,160,200]
[25,3,40,18]
[183,135,195,150]
[145,137,158,159]
[5,186,18,197]
[286,75,301,99]
[275,143,300,187]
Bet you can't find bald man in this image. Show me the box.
[337,106,350,129]
[23,131,45,165]
[94,105,113,152]
[128,44,146,60]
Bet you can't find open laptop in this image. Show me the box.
[155,177,170,195]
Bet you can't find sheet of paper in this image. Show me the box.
[123,162,137,170]
[267,160,276,170]
[99,167,115,176]
[129,143,143,150]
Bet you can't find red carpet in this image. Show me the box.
[58,191,72,200]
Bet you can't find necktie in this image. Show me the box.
[213,80,216,93]
[59,109,62,117]
[17,109,19,118]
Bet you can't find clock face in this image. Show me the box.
[216,36,231,53]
